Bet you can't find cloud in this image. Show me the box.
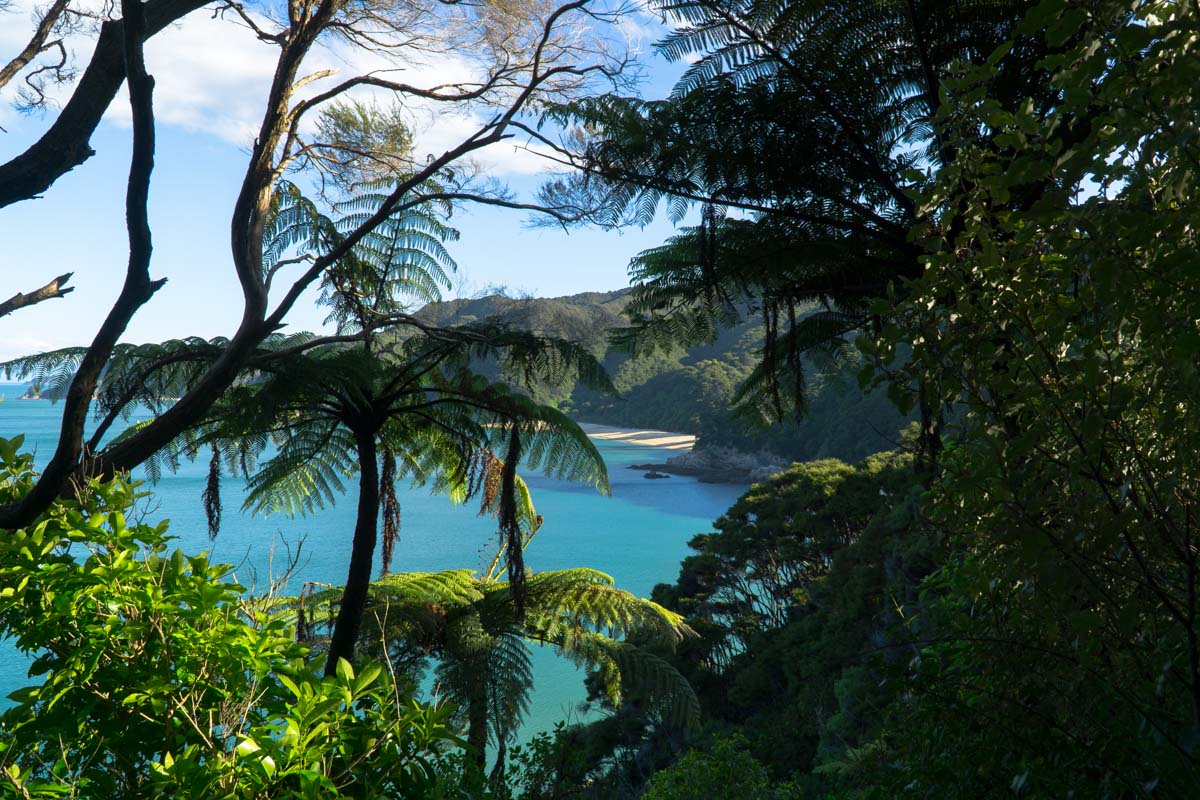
[112,10,563,176]
[617,4,669,55]
[98,12,280,145]
[1,0,613,177]
[0,330,68,363]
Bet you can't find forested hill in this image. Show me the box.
[414,290,913,464]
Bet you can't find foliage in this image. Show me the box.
[0,436,458,799]
[297,566,697,771]
[5,175,615,678]
[198,328,613,675]
[415,290,913,463]
[541,0,1047,426]
[662,451,927,782]
[429,726,594,800]
[270,176,459,335]
[640,735,801,800]
[544,448,926,796]
[312,100,416,191]
[838,0,1200,796]
[658,451,919,664]
[207,344,609,525]
[0,0,628,530]
[3,170,460,455]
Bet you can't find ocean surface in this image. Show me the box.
[0,383,745,739]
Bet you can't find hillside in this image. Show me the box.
[413,290,915,468]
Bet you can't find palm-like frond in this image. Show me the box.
[243,423,358,517]
[556,631,700,729]
[297,566,699,751]
[264,178,460,336]
[2,347,85,401]
[374,570,486,607]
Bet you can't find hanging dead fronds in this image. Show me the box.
[380,445,401,575]
[472,448,504,512]
[499,425,526,621]
[203,445,222,540]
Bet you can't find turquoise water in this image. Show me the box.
[0,384,745,738]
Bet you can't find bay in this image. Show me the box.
[0,383,745,739]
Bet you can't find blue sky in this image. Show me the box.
[0,2,690,361]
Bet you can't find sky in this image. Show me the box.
[0,1,691,361]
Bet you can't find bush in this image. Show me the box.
[0,436,459,799]
[641,735,801,800]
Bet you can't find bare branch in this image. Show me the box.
[0,272,74,319]
[216,0,287,44]
[0,0,210,209]
[0,0,72,92]
[2,0,628,526]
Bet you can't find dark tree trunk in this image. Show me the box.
[467,667,489,769]
[324,427,379,677]
[489,735,508,787]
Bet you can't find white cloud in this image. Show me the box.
[100,12,279,145]
[0,331,67,363]
[617,4,668,55]
[2,0,609,177]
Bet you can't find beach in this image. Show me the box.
[577,422,696,451]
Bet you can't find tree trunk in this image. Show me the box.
[324,427,379,677]
[467,666,489,769]
[489,735,508,788]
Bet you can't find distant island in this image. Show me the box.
[19,385,42,400]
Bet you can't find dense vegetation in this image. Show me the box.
[522,0,1200,796]
[0,439,459,798]
[494,445,925,797]
[4,0,1200,795]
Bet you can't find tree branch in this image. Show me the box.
[0,0,162,529]
[700,0,916,216]
[0,0,72,92]
[0,273,74,319]
[0,0,209,209]
[3,0,620,526]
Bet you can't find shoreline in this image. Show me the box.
[577,422,696,452]
[576,422,782,484]
[577,422,782,485]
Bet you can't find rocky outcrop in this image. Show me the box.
[631,445,788,484]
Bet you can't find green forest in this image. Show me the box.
[413,291,914,464]
[2,0,1199,796]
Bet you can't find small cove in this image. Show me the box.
[0,383,746,739]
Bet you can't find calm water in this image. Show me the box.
[0,383,745,739]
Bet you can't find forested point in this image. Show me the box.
[1,0,1198,796]
[412,290,914,469]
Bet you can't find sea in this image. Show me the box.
[0,383,746,740]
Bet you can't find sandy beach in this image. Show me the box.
[577,422,696,452]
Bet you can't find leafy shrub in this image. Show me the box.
[641,735,801,800]
[0,436,458,799]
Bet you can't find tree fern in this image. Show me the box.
[539,0,1044,424]
[296,565,698,766]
